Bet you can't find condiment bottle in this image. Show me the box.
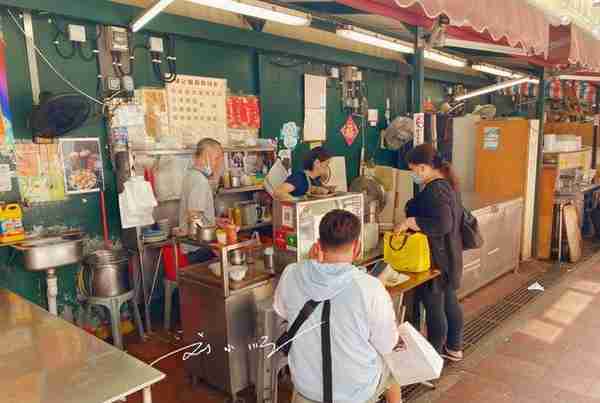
[223,171,232,188]
[233,207,242,226]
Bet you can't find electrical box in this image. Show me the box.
[105,76,121,92]
[106,26,129,52]
[68,24,87,43]
[149,37,164,53]
[341,66,362,82]
[121,75,135,93]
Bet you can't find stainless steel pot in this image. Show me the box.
[84,249,130,297]
[197,225,217,242]
[229,249,246,265]
[239,202,259,226]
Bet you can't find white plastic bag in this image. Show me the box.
[154,155,190,201]
[384,322,444,387]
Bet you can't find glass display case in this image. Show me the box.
[272,193,364,272]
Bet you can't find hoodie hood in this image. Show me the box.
[293,260,357,302]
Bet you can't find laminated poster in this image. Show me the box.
[15,143,65,203]
[59,138,105,195]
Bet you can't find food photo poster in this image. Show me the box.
[59,138,104,194]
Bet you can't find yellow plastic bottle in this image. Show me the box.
[0,203,25,243]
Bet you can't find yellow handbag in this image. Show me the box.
[383,231,431,273]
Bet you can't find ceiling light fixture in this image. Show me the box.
[336,25,414,54]
[188,0,311,26]
[471,63,524,79]
[455,76,538,101]
[558,74,600,82]
[444,38,527,56]
[424,49,467,68]
[131,0,176,32]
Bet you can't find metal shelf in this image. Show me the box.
[240,220,272,231]
[219,185,264,194]
[130,145,276,156]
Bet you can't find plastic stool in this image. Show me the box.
[86,290,145,350]
[163,279,178,331]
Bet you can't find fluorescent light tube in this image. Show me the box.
[472,63,523,79]
[188,0,311,26]
[131,0,176,32]
[445,38,527,56]
[336,25,414,54]
[455,77,537,101]
[558,74,600,82]
[424,49,467,68]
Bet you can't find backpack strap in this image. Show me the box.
[289,300,320,337]
[322,300,332,403]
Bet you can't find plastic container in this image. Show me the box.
[0,203,25,243]
[216,229,227,245]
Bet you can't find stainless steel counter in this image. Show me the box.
[462,191,521,212]
[0,288,165,403]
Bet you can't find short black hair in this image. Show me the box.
[319,209,361,252]
[303,146,332,171]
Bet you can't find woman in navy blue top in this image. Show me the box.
[274,147,332,200]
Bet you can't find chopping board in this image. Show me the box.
[563,205,582,263]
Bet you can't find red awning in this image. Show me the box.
[335,0,550,57]
[548,24,600,72]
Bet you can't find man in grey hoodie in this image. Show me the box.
[274,210,402,403]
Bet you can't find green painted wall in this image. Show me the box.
[0,11,120,309]
[0,7,410,311]
[0,0,492,312]
[258,54,408,183]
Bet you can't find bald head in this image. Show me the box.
[194,138,224,179]
[195,138,222,158]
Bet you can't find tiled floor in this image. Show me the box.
[414,252,600,403]
[122,244,600,403]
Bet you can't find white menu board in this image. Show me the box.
[166,75,228,146]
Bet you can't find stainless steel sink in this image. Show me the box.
[14,237,84,271]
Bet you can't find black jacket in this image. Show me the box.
[406,179,464,290]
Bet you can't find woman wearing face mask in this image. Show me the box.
[274,146,333,200]
[394,143,464,362]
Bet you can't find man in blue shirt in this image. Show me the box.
[274,210,402,403]
[274,147,333,200]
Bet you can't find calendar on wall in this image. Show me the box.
[166,75,228,147]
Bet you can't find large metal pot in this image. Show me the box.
[229,249,246,265]
[196,224,217,242]
[84,249,130,297]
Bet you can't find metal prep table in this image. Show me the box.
[0,288,165,403]
[178,236,275,402]
[552,183,600,265]
[459,193,524,299]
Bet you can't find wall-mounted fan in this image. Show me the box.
[30,92,91,138]
[382,116,414,150]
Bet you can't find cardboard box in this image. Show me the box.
[375,165,414,225]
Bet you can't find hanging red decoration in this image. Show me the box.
[340,115,359,146]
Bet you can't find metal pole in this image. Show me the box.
[22,12,40,105]
[531,68,546,258]
[411,27,424,114]
[593,90,599,168]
